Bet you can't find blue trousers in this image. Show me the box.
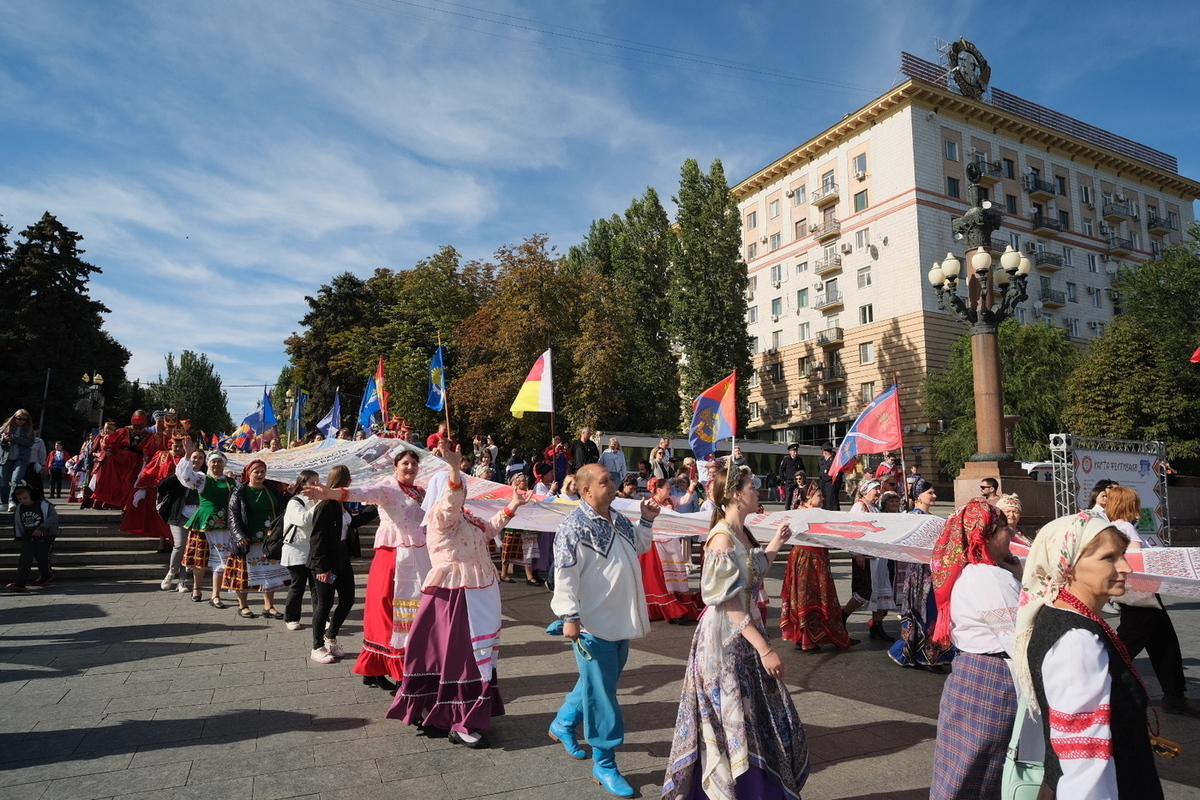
[1,460,26,506]
[554,633,629,751]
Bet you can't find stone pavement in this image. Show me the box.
[4,555,1200,799]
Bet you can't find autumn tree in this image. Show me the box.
[669,159,751,426]
[923,319,1080,475]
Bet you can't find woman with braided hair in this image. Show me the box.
[928,498,1023,800]
[779,484,855,652]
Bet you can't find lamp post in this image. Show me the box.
[285,386,296,448]
[926,164,1031,462]
[78,372,106,431]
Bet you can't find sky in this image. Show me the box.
[2,0,1198,418]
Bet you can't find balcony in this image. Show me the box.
[816,327,844,346]
[1032,249,1065,272]
[1148,216,1177,235]
[1030,213,1063,236]
[1039,289,1066,308]
[811,183,839,206]
[814,291,844,312]
[1102,202,1136,223]
[814,364,847,384]
[988,238,1009,254]
[1023,175,1058,201]
[972,159,1003,184]
[1106,236,1134,256]
[811,219,841,242]
[813,253,842,276]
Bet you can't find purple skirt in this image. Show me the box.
[930,652,1017,800]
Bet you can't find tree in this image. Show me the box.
[0,212,130,444]
[669,159,750,426]
[923,319,1080,475]
[145,351,234,436]
[1063,225,1200,470]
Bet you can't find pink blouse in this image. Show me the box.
[347,482,426,550]
[423,482,508,591]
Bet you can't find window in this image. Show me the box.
[747,210,757,229]
[1083,218,1094,236]
[747,243,757,260]
[1014,307,1026,323]
[795,220,807,239]
[828,388,845,408]
[796,288,808,308]
[793,185,806,205]
[1091,289,1102,308]
[978,186,990,202]
[771,297,783,317]
[1087,254,1097,273]
[750,402,760,421]
[1063,247,1073,267]
[1039,275,1051,295]
[947,177,961,198]
[859,342,875,364]
[1040,313,1053,326]
[860,382,877,405]
[769,199,780,219]
[1055,176,1067,196]
[1147,204,1158,221]
[770,263,783,284]
[800,393,812,414]
[748,276,758,292]
[748,370,759,388]
[1003,158,1015,179]
[771,330,782,351]
[747,306,758,323]
[769,232,781,251]
[855,228,870,250]
[945,140,959,161]
[1131,232,1140,250]
[857,266,872,289]
[859,304,874,324]
[1065,318,1079,338]
[1151,239,1162,257]
[796,260,808,275]
[749,336,759,354]
[824,277,838,299]
[799,356,815,377]
[1058,210,1070,230]
[852,153,867,174]
[1081,184,1092,204]
[1009,232,1021,250]
[826,314,840,330]
[821,170,835,189]
[797,322,811,341]
[1066,283,1077,303]
[854,190,868,212]
[1005,194,1018,214]
[1169,211,1180,229]
[1092,322,1104,338]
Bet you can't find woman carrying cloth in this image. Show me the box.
[178,449,237,607]
[224,458,289,619]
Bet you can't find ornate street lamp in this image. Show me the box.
[926,165,1031,462]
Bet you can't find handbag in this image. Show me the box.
[1002,694,1045,800]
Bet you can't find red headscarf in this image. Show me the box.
[241,459,267,485]
[930,498,1001,644]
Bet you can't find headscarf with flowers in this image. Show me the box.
[1012,512,1119,709]
[930,498,1001,644]
[994,493,1022,514]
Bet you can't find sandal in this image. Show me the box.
[209,598,227,609]
[262,608,284,619]
[238,607,257,619]
[192,591,204,603]
[499,577,515,584]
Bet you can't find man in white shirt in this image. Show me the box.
[550,464,659,798]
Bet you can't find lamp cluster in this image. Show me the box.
[926,245,1030,333]
[927,245,1031,288]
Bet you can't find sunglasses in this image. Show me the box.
[980,486,994,491]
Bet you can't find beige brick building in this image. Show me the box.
[734,49,1200,474]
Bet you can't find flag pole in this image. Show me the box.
[547,335,555,446]
[438,333,452,439]
[893,372,910,510]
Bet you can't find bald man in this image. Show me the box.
[549,464,659,797]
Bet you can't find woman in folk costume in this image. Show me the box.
[888,478,955,670]
[386,443,531,748]
[1014,513,1163,799]
[779,484,855,652]
[223,459,289,619]
[92,410,167,509]
[928,498,1023,800]
[840,480,896,641]
[120,433,186,550]
[306,448,431,690]
[178,449,237,607]
[662,461,809,800]
[639,477,701,623]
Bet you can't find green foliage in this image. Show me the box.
[0,213,130,444]
[1064,225,1200,469]
[923,319,1079,476]
[670,159,750,427]
[145,351,234,436]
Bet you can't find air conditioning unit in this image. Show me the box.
[785,189,795,198]
[1089,321,1102,330]
[791,399,800,407]
[1115,194,1127,203]
[1024,243,1038,254]
[783,409,792,416]
[772,280,782,289]
[1086,286,1097,294]
[771,314,780,322]
[854,170,867,181]
[767,347,777,355]
[809,223,819,233]
[760,236,769,245]
[1085,202,1095,210]
[840,242,853,254]
[813,281,824,290]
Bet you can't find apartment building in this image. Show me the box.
[734,47,1200,472]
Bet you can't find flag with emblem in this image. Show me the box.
[426,346,447,412]
[828,383,903,475]
[688,371,737,461]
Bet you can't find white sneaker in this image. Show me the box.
[324,638,345,658]
[160,570,176,591]
[177,581,190,593]
[286,621,302,631]
[310,647,337,664]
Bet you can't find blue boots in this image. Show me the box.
[591,748,634,798]
[547,717,588,760]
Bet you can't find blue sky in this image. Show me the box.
[2,0,1198,418]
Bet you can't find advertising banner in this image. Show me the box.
[1072,448,1164,542]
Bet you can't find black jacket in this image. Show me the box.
[308,499,349,574]
[568,438,600,472]
[229,482,284,544]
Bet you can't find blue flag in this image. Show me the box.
[426,346,446,412]
[357,374,382,430]
[316,392,341,438]
[291,388,309,439]
[259,388,277,435]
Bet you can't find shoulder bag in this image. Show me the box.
[1002,693,1045,800]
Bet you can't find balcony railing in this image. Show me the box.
[972,159,1003,183]
[1030,213,1063,234]
[1032,250,1064,271]
[814,291,843,310]
[816,327,844,346]
[1147,215,1177,234]
[1106,236,1134,255]
[1039,289,1066,307]
[988,238,1010,253]
[810,219,841,240]
[1023,175,1058,197]
[815,365,847,383]
[1102,202,1135,222]
[810,183,839,206]
[813,253,842,275]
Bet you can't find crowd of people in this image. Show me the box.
[3,401,1191,798]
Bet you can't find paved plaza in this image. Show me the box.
[5,546,1200,799]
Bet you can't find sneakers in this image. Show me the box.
[32,573,54,588]
[176,581,190,593]
[160,570,176,590]
[310,647,337,664]
[285,621,302,631]
[6,583,27,592]
[324,638,345,658]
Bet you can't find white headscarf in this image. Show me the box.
[421,469,451,529]
[1013,512,1120,709]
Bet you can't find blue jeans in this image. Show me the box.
[1,460,27,506]
[554,633,629,750]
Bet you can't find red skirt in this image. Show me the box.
[119,499,170,539]
[639,546,700,621]
[181,530,209,569]
[354,546,405,681]
[780,546,853,650]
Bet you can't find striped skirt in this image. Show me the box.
[181,530,209,570]
[500,529,539,566]
[930,652,1017,800]
[220,543,289,592]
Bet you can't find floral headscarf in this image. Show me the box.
[994,493,1022,514]
[930,498,1001,644]
[1013,512,1118,709]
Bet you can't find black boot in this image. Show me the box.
[362,675,397,691]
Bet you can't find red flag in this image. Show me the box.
[375,356,390,420]
[1191,346,1200,364]
[828,384,903,475]
[688,372,737,461]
